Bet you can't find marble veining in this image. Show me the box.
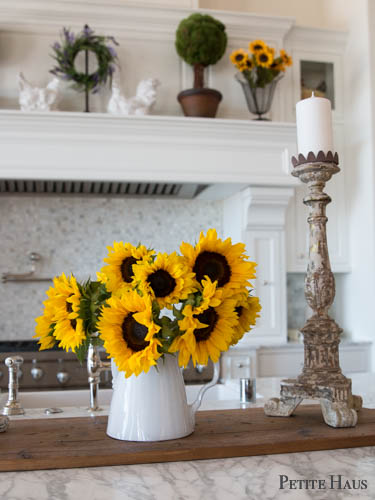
[0,196,222,340]
[0,448,374,500]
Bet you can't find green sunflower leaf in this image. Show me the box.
[151,300,160,319]
[75,337,90,365]
[172,305,184,321]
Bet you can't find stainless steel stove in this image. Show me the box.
[0,341,214,391]
[0,341,111,391]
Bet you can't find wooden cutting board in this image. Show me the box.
[1,406,375,472]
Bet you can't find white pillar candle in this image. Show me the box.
[296,93,334,157]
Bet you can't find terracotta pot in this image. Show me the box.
[177,88,222,118]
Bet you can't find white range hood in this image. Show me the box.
[0,110,297,200]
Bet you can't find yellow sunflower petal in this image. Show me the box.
[100,241,155,294]
[133,251,196,309]
[173,293,237,367]
[255,49,274,68]
[249,39,267,53]
[34,273,85,353]
[181,228,257,294]
[98,289,161,378]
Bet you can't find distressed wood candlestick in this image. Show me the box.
[264,151,363,428]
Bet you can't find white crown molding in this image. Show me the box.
[287,26,347,54]
[244,186,295,229]
[0,110,298,189]
[0,0,295,42]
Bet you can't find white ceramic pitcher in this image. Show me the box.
[107,354,220,441]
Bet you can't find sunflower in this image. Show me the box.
[181,228,256,294]
[256,49,273,68]
[249,39,267,53]
[98,290,161,377]
[34,273,85,352]
[270,60,285,72]
[99,241,155,295]
[230,292,261,346]
[48,273,86,352]
[239,57,254,72]
[34,283,59,350]
[170,292,238,367]
[132,252,196,309]
[280,49,293,66]
[230,49,247,68]
[34,312,56,350]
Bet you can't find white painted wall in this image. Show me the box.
[367,0,375,369]
[199,0,350,30]
[340,0,375,369]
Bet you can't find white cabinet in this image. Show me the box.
[245,229,287,344]
[220,350,256,381]
[221,342,372,380]
[257,341,372,377]
[285,27,347,122]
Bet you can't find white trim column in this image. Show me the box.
[223,186,294,346]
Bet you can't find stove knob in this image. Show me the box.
[56,370,70,385]
[31,366,44,381]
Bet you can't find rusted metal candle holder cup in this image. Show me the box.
[264,151,363,428]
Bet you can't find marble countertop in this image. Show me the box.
[1,373,375,500]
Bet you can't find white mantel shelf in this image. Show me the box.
[0,110,298,192]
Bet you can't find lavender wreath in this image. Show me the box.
[51,25,118,97]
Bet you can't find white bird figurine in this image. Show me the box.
[18,72,60,112]
[107,78,160,116]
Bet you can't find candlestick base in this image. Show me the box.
[264,379,362,428]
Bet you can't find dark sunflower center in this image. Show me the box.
[66,297,77,330]
[235,305,243,318]
[147,269,176,297]
[235,54,244,61]
[120,256,137,283]
[254,44,263,51]
[193,307,218,342]
[259,53,269,63]
[122,314,149,352]
[193,251,231,287]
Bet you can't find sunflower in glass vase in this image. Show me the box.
[230,39,292,120]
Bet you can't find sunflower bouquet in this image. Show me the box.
[230,39,292,88]
[34,229,261,378]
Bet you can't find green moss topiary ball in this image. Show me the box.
[175,13,227,67]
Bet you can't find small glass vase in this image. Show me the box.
[235,72,284,121]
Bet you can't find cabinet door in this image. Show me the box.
[242,229,287,345]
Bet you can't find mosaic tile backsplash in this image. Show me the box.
[0,196,345,342]
[0,196,223,340]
